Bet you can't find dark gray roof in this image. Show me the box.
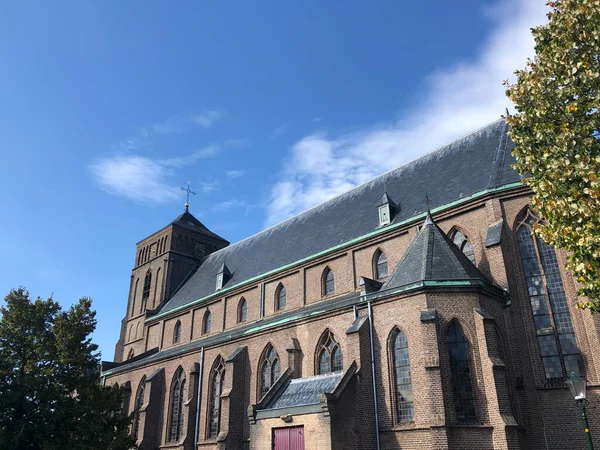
[170,210,228,242]
[485,219,503,247]
[267,372,344,409]
[381,214,489,289]
[159,119,517,315]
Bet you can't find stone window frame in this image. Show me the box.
[133,376,146,441]
[207,356,226,440]
[275,283,286,311]
[258,343,281,400]
[321,266,335,297]
[202,310,212,335]
[173,320,182,344]
[167,367,187,443]
[449,226,476,265]
[373,248,388,280]
[514,208,584,384]
[387,326,414,425]
[315,329,343,375]
[237,297,247,323]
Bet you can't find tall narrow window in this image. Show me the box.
[447,322,476,422]
[374,250,388,279]
[322,267,335,296]
[131,278,139,316]
[173,320,182,344]
[275,284,286,310]
[168,368,187,442]
[390,328,413,423]
[208,358,226,439]
[141,270,151,313]
[133,378,145,440]
[153,267,161,308]
[127,349,135,360]
[238,298,247,323]
[517,211,583,381]
[452,230,476,265]
[259,345,281,398]
[203,310,212,335]
[317,330,343,374]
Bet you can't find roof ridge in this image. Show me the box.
[209,117,506,254]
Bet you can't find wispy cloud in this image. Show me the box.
[265,0,548,227]
[193,110,223,128]
[269,123,289,140]
[226,169,245,178]
[199,178,220,194]
[90,147,219,203]
[212,199,246,212]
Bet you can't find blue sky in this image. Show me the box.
[0,0,546,359]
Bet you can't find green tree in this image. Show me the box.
[0,288,136,450]
[505,0,600,312]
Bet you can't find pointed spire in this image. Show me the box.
[423,193,434,226]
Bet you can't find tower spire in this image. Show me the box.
[181,181,196,212]
[423,193,434,226]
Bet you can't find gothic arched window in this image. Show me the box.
[153,267,161,307]
[202,310,212,335]
[374,249,388,280]
[259,345,281,398]
[168,368,187,442]
[452,230,476,265]
[141,270,151,313]
[447,322,476,422]
[133,378,145,440]
[238,298,247,323]
[127,348,134,360]
[517,211,583,381]
[316,330,343,374]
[173,320,182,344]
[322,267,335,296]
[208,358,225,439]
[275,284,286,311]
[390,328,413,423]
[131,278,139,316]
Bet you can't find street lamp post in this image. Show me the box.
[565,374,594,450]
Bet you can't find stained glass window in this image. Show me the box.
[276,284,286,310]
[208,359,225,439]
[375,250,388,279]
[168,368,187,442]
[317,330,343,374]
[517,212,583,381]
[448,322,476,422]
[260,345,281,397]
[452,230,476,265]
[323,268,335,296]
[133,380,145,439]
[238,298,247,323]
[173,320,182,344]
[203,310,212,334]
[391,329,413,423]
[141,271,151,313]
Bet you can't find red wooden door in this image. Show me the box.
[273,426,305,450]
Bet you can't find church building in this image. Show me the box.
[101,119,600,450]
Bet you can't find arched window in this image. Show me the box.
[133,378,146,439]
[452,230,476,265]
[316,330,343,374]
[173,320,182,344]
[153,267,162,308]
[135,322,140,340]
[238,298,247,323]
[208,358,226,439]
[390,328,413,423]
[374,249,388,280]
[275,284,286,310]
[131,278,139,315]
[128,324,134,342]
[259,345,281,398]
[447,322,476,422]
[517,211,583,380]
[168,368,187,442]
[202,310,212,335]
[322,267,335,296]
[141,270,151,313]
[127,348,135,360]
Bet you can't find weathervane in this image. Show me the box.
[181,181,196,212]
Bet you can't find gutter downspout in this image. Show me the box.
[367,301,381,450]
[194,347,205,449]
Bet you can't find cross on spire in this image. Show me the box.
[423,193,434,226]
[181,181,196,212]
[424,193,432,213]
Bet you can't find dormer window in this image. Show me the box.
[377,192,397,227]
[216,262,231,290]
[379,205,390,226]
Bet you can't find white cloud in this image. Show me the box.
[265,0,548,227]
[199,178,220,194]
[212,199,246,212]
[90,147,219,203]
[226,169,245,178]
[193,110,223,128]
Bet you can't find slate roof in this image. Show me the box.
[170,210,228,242]
[158,119,518,315]
[381,213,489,290]
[266,372,344,409]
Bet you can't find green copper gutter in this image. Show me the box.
[146,181,524,322]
